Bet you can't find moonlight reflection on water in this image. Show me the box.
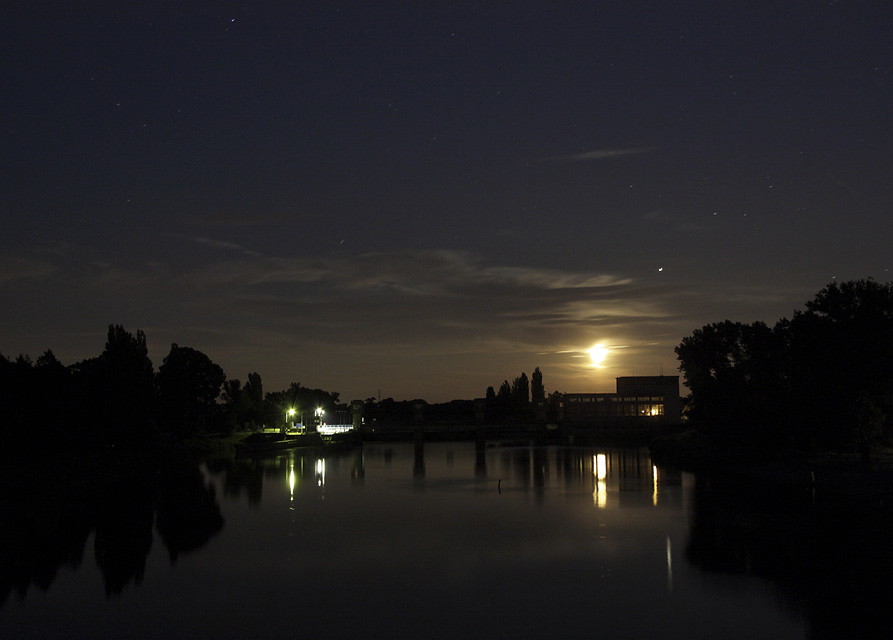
[0,442,826,639]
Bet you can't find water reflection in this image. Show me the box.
[653,465,659,506]
[666,535,673,594]
[1,455,223,604]
[316,458,326,487]
[224,443,676,513]
[475,437,487,482]
[5,443,888,640]
[413,431,425,485]
[686,465,893,640]
[351,447,365,484]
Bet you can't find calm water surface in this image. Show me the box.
[3,443,810,639]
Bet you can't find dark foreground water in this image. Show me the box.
[3,441,890,639]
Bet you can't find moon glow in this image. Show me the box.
[589,345,608,366]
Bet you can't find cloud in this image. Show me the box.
[187,210,293,226]
[173,250,673,357]
[70,249,645,350]
[0,253,57,283]
[540,147,655,162]
[0,243,692,400]
[188,250,634,302]
[476,267,630,290]
[194,237,262,257]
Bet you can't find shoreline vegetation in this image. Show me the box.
[649,278,893,513]
[2,279,891,489]
[650,428,893,506]
[674,279,893,457]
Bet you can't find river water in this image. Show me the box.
[2,441,855,639]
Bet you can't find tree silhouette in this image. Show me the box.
[677,279,893,452]
[512,372,530,406]
[93,325,156,447]
[157,344,225,436]
[531,367,545,405]
[787,279,893,453]
[675,320,784,444]
[244,372,264,425]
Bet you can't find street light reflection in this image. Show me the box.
[316,459,325,487]
[594,454,607,508]
[653,465,658,506]
[596,454,607,480]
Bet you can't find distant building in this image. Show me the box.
[561,376,682,424]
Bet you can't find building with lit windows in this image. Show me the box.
[561,376,682,424]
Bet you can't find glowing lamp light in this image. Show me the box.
[318,424,353,436]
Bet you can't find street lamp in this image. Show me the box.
[286,408,295,431]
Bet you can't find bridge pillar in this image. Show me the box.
[351,399,364,433]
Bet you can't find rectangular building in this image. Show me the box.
[561,376,681,424]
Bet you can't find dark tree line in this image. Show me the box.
[360,397,477,427]
[1,325,162,450]
[0,324,342,452]
[221,372,265,432]
[483,367,556,423]
[356,369,551,429]
[261,382,341,429]
[676,279,893,454]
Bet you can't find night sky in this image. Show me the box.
[2,2,890,402]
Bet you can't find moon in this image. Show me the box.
[589,345,608,366]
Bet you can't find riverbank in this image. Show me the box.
[361,422,675,448]
[650,429,893,512]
